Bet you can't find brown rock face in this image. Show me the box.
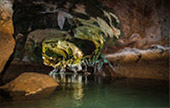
[100,0,169,80]
[0,72,58,100]
[100,0,170,49]
[0,0,15,73]
[0,32,15,73]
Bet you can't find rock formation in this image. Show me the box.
[0,72,58,100]
[98,0,169,80]
[100,0,170,50]
[0,0,15,73]
[0,0,169,81]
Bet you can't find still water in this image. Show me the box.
[0,76,169,108]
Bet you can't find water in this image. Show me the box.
[0,77,169,108]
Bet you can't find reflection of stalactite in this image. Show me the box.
[55,73,112,101]
[72,82,84,100]
[54,73,84,84]
[55,73,85,100]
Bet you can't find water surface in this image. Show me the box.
[0,77,169,108]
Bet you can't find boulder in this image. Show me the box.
[0,0,15,73]
[0,72,58,100]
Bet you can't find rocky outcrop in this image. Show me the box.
[0,72,58,100]
[105,46,169,80]
[0,0,15,73]
[100,0,170,80]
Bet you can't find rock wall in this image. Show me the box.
[100,0,170,51]
[100,0,169,80]
[0,0,15,73]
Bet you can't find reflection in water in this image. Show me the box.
[54,73,85,101]
[54,72,84,83]
[0,76,169,108]
[54,73,108,102]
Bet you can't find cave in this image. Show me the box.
[0,0,169,107]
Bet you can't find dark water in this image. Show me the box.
[0,77,169,108]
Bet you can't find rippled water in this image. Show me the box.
[0,76,169,108]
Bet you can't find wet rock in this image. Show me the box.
[0,0,15,73]
[0,72,58,100]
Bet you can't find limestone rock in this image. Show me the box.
[0,72,58,100]
[26,29,67,44]
[0,0,15,73]
[22,29,68,63]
